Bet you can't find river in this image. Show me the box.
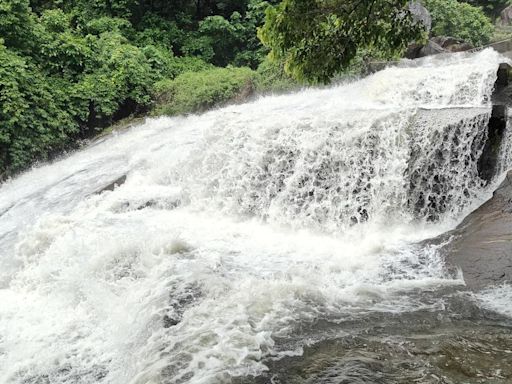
[0,49,511,384]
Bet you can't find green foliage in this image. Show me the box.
[1,0,457,176]
[461,0,510,19]
[134,13,184,51]
[425,0,494,46]
[259,0,425,83]
[85,16,134,36]
[153,67,257,116]
[165,56,214,78]
[37,10,93,78]
[198,14,241,66]
[0,0,37,53]
[255,58,299,93]
[0,43,77,174]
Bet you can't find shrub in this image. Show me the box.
[461,0,510,20]
[71,33,156,126]
[0,0,38,53]
[165,56,213,79]
[424,0,494,46]
[134,14,184,50]
[255,58,299,93]
[85,16,134,36]
[152,67,257,116]
[0,44,77,174]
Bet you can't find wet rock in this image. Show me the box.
[418,40,446,57]
[242,320,512,384]
[405,37,472,60]
[496,63,511,90]
[431,36,473,52]
[163,283,201,328]
[405,40,446,59]
[478,105,508,182]
[439,170,512,290]
[163,314,180,328]
[404,42,423,60]
[95,175,127,194]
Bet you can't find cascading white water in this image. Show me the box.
[0,49,510,384]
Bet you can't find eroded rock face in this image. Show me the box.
[439,171,512,290]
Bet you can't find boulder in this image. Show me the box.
[431,36,473,52]
[499,5,512,26]
[405,36,472,59]
[409,1,432,32]
[438,170,512,290]
[418,40,446,57]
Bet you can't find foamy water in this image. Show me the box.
[0,49,511,383]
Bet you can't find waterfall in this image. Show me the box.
[0,49,509,384]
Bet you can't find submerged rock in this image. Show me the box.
[95,174,127,194]
[440,171,512,290]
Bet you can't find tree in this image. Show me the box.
[0,0,38,53]
[258,0,426,83]
[425,0,494,46]
[461,0,510,20]
[0,43,77,174]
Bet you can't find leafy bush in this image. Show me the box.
[0,0,302,176]
[425,0,494,46]
[71,32,157,126]
[165,56,213,79]
[152,67,257,116]
[0,0,38,53]
[0,44,77,174]
[259,0,424,83]
[85,16,134,36]
[461,0,510,19]
[134,13,184,51]
[255,58,299,93]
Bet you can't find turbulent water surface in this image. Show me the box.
[1,49,512,384]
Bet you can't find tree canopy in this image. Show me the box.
[0,0,504,177]
[425,0,494,46]
[258,0,426,83]
[461,0,510,20]
[0,0,281,177]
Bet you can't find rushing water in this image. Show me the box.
[1,49,512,384]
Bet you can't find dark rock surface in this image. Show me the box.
[431,36,473,52]
[405,40,445,59]
[478,105,508,182]
[405,36,472,60]
[440,171,512,290]
[95,174,127,194]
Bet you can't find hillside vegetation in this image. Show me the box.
[0,0,508,177]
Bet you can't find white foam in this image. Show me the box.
[0,49,509,383]
[476,284,512,318]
